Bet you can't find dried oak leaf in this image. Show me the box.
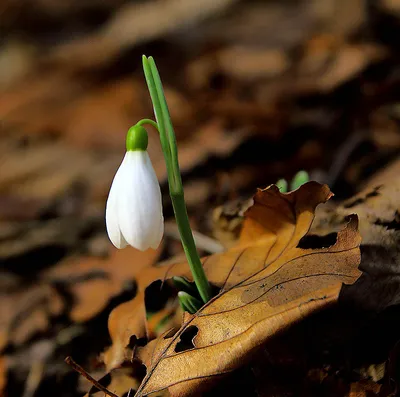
[349,381,381,397]
[0,355,6,394]
[86,367,142,397]
[0,284,63,351]
[105,182,361,397]
[44,246,161,323]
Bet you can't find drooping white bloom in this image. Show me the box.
[106,150,164,250]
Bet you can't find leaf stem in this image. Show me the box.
[142,55,212,304]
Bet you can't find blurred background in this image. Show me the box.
[1,0,400,395]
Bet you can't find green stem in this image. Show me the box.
[142,58,174,190]
[142,55,212,304]
[137,118,159,131]
[171,193,212,303]
[147,57,181,190]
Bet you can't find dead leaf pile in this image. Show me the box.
[0,247,161,350]
[3,0,400,395]
[102,182,361,395]
[0,0,395,221]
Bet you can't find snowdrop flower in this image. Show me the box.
[106,125,163,250]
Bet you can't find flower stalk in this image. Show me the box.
[141,55,212,304]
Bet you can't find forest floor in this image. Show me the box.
[2,0,400,396]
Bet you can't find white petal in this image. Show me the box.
[118,151,164,251]
[149,211,164,249]
[105,154,129,249]
[142,152,164,249]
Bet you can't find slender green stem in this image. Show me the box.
[142,55,212,304]
[137,118,159,131]
[171,193,212,303]
[147,57,181,191]
[142,57,174,190]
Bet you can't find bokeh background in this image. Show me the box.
[1,0,400,395]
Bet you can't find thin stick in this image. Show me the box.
[65,356,119,397]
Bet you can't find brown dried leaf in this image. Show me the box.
[186,46,289,89]
[0,285,63,351]
[62,79,148,150]
[44,246,161,323]
[295,41,386,94]
[86,367,141,397]
[312,159,400,244]
[152,119,249,184]
[212,197,252,249]
[349,380,381,397]
[47,0,238,69]
[105,182,361,396]
[0,356,5,395]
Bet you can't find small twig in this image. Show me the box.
[65,356,119,397]
[326,131,364,187]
